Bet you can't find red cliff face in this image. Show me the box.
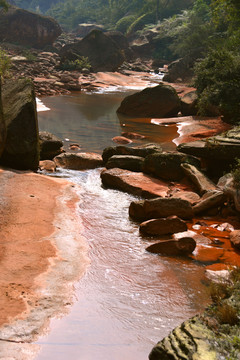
[0,6,62,48]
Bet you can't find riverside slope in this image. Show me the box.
[0,169,89,359]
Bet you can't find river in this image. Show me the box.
[35,90,211,360]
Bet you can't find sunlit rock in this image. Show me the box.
[129,197,194,221]
[54,152,103,170]
[117,84,181,118]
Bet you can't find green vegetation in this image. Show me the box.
[0,0,8,10]
[0,48,11,79]
[14,0,194,31]
[59,56,91,71]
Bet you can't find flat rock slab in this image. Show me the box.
[54,152,103,170]
[101,168,170,198]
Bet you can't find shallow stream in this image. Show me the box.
[35,90,211,359]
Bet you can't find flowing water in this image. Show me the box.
[35,91,211,360]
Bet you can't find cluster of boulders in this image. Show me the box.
[8,50,85,96]
[98,143,240,257]
[39,138,240,258]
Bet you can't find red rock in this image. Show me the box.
[54,152,103,170]
[169,189,200,205]
[112,136,132,144]
[140,216,187,236]
[121,132,145,140]
[39,160,56,172]
[130,197,193,221]
[101,168,169,199]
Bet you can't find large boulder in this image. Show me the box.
[0,80,6,157]
[54,152,103,170]
[129,197,194,221]
[102,144,162,164]
[60,29,125,72]
[140,216,187,236]
[39,131,63,160]
[105,31,133,60]
[117,84,181,118]
[143,151,201,181]
[106,155,144,172]
[0,6,62,48]
[0,79,39,170]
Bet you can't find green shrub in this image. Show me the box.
[194,48,240,122]
[0,48,11,79]
[59,56,91,71]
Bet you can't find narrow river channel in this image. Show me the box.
[35,90,211,359]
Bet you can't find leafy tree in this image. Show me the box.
[0,0,9,10]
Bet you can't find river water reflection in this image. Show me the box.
[35,91,210,360]
[38,91,177,153]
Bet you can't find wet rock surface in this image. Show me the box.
[101,168,170,198]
